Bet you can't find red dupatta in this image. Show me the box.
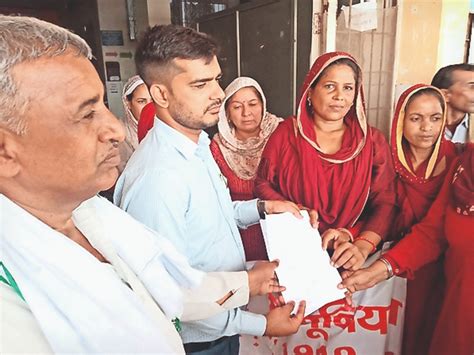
[295,52,373,231]
[137,102,156,143]
[391,84,457,238]
[257,52,378,232]
[452,142,474,216]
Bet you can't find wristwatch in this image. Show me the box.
[257,199,266,219]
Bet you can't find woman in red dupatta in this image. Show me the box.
[210,77,282,261]
[255,52,396,270]
[391,84,457,355]
[340,141,474,355]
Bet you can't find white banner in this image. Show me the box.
[241,253,407,355]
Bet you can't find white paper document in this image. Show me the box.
[261,212,346,316]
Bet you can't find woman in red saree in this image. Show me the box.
[210,77,282,261]
[391,84,457,355]
[340,141,474,355]
[255,52,396,269]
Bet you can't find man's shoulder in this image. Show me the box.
[117,156,191,204]
[130,137,193,173]
[1,283,53,353]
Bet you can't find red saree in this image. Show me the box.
[385,144,474,355]
[392,84,457,239]
[255,52,395,237]
[391,84,457,355]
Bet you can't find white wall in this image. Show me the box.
[147,0,171,26]
[437,0,470,68]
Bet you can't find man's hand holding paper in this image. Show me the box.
[247,259,286,296]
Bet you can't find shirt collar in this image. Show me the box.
[460,114,469,128]
[153,117,210,160]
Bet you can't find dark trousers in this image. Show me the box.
[184,335,239,355]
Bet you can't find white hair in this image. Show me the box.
[0,15,92,134]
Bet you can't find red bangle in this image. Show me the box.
[354,236,376,254]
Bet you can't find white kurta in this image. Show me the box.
[0,194,249,354]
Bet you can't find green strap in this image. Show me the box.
[172,317,182,332]
[0,262,25,301]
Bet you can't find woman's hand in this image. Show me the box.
[337,260,391,293]
[330,241,368,271]
[321,228,352,250]
[322,228,367,270]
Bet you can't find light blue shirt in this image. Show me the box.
[114,118,266,343]
[445,114,469,144]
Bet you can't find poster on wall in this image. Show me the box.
[106,81,124,119]
[101,30,124,46]
[342,1,378,32]
[105,61,121,82]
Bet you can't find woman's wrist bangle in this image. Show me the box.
[336,228,354,242]
[354,236,376,254]
[378,257,394,279]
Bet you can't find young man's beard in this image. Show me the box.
[169,99,221,130]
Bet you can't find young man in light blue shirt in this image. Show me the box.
[114,25,316,354]
[431,63,474,144]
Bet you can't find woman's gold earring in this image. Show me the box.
[307,96,314,114]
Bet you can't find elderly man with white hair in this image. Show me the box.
[0,15,290,354]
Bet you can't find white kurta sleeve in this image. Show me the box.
[180,271,249,322]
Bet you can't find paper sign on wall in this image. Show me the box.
[342,1,378,32]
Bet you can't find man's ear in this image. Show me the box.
[150,84,170,109]
[441,88,451,103]
[0,128,21,178]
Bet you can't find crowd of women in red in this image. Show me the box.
[210,52,472,355]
